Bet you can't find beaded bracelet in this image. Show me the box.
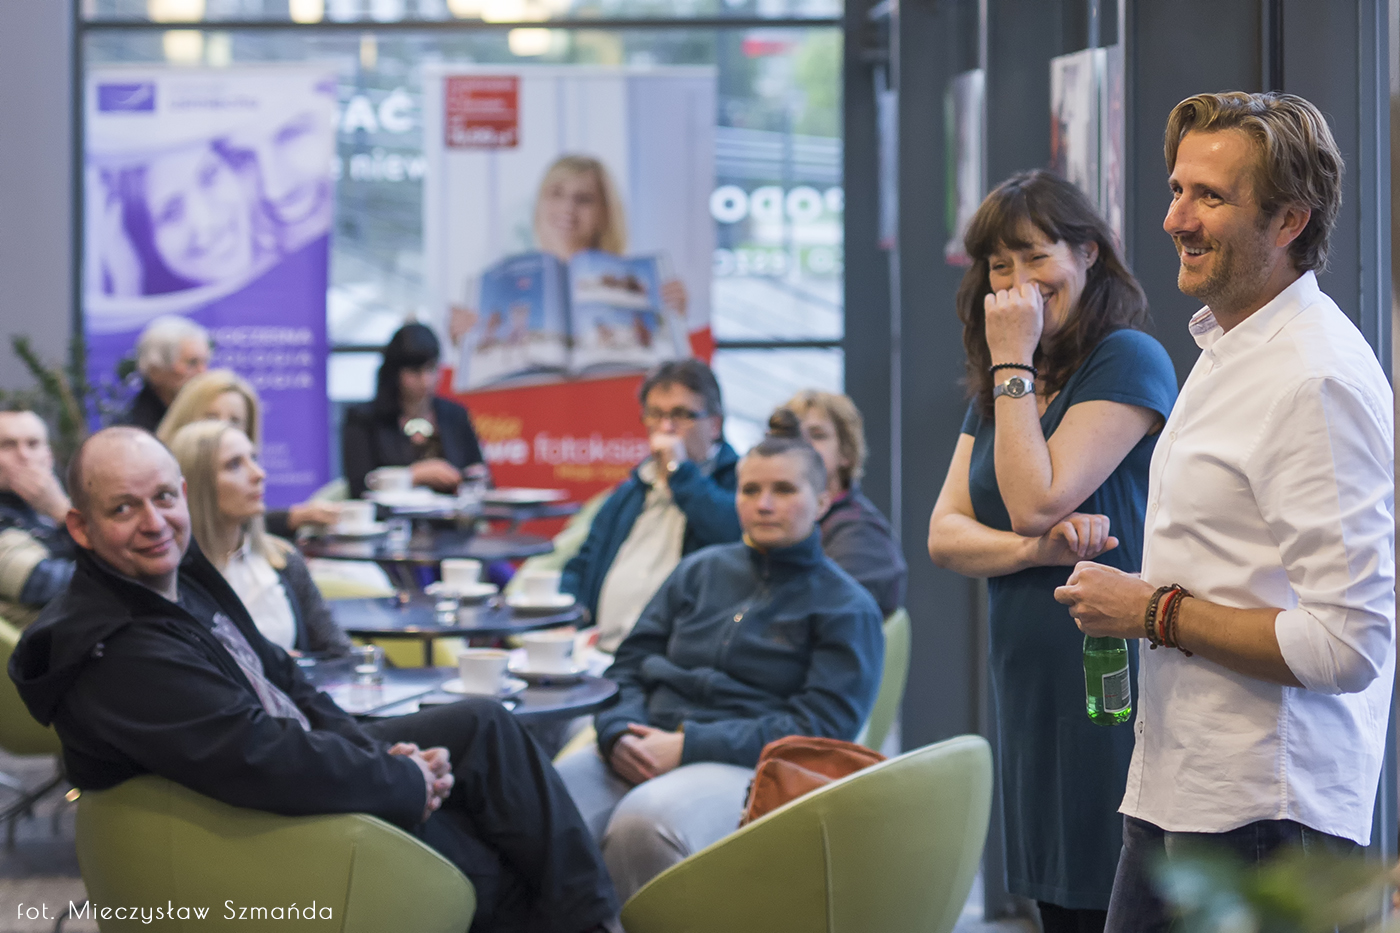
[1143,585,1173,649]
[1163,586,1194,656]
[990,362,1038,379]
[1156,588,1179,646]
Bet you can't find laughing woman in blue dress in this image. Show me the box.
[928,170,1177,933]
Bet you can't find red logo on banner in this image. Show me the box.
[445,75,520,149]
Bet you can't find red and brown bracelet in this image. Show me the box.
[1144,585,1173,649]
[1163,586,1194,656]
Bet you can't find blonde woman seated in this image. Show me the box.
[168,420,351,657]
[157,369,340,535]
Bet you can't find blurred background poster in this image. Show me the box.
[423,64,716,497]
[83,65,336,507]
[1049,45,1124,246]
[943,68,985,266]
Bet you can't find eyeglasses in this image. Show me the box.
[642,406,706,425]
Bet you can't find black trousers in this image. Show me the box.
[362,699,618,933]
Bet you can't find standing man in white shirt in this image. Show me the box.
[1055,91,1395,933]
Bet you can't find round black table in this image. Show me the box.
[329,595,584,666]
[303,659,617,723]
[301,527,554,564]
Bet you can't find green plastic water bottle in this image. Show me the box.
[1083,636,1132,726]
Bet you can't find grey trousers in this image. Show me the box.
[555,747,754,902]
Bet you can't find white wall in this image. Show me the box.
[0,0,73,389]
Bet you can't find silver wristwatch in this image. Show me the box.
[992,375,1035,400]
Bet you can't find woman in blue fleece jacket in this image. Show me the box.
[556,434,884,901]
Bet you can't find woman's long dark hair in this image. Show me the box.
[372,323,441,417]
[957,170,1148,418]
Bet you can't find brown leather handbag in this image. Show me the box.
[740,735,886,826]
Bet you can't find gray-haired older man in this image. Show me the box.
[120,315,211,432]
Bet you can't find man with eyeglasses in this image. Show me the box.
[562,359,741,653]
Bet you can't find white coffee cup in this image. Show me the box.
[337,500,376,531]
[457,648,510,695]
[441,559,483,590]
[521,629,577,673]
[518,569,562,602]
[368,466,413,492]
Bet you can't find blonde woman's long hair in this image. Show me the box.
[782,389,868,491]
[534,155,628,256]
[167,420,288,570]
[157,368,261,448]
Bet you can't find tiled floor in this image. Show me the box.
[0,747,1033,933]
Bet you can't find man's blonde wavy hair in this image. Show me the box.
[1164,91,1343,273]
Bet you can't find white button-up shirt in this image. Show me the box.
[1123,271,1395,845]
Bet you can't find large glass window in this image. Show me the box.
[82,8,842,466]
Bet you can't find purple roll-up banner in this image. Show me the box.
[83,65,337,508]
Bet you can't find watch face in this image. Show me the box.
[1006,377,1030,398]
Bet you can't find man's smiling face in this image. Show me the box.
[1163,128,1280,313]
[68,430,190,591]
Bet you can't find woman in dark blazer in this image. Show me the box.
[342,323,488,499]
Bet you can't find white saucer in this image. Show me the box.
[507,593,577,613]
[425,581,499,601]
[366,489,452,509]
[483,487,570,505]
[330,522,387,538]
[508,660,585,684]
[440,676,527,698]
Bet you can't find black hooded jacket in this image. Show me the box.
[8,544,425,828]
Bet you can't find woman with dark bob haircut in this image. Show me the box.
[928,170,1178,932]
[341,323,488,499]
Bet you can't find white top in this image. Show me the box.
[1123,272,1395,844]
[594,459,688,653]
[223,537,299,652]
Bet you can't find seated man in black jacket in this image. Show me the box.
[9,427,616,933]
[0,408,77,628]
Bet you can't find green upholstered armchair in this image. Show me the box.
[0,615,66,845]
[620,735,993,933]
[76,775,475,932]
[856,608,911,751]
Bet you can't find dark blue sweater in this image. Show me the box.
[595,531,884,769]
[561,443,742,620]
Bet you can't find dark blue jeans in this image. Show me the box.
[1103,815,1360,933]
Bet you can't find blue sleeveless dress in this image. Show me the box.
[961,328,1177,909]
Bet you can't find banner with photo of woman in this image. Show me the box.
[423,64,716,497]
[83,65,337,507]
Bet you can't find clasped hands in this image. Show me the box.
[1033,512,1119,566]
[608,724,684,786]
[389,742,454,823]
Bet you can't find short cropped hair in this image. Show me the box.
[136,315,210,376]
[742,435,827,495]
[638,359,723,418]
[1164,91,1344,273]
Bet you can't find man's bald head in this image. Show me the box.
[65,427,189,595]
[67,427,173,515]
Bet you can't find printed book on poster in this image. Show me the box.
[453,250,684,391]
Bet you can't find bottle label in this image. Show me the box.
[1101,666,1131,713]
